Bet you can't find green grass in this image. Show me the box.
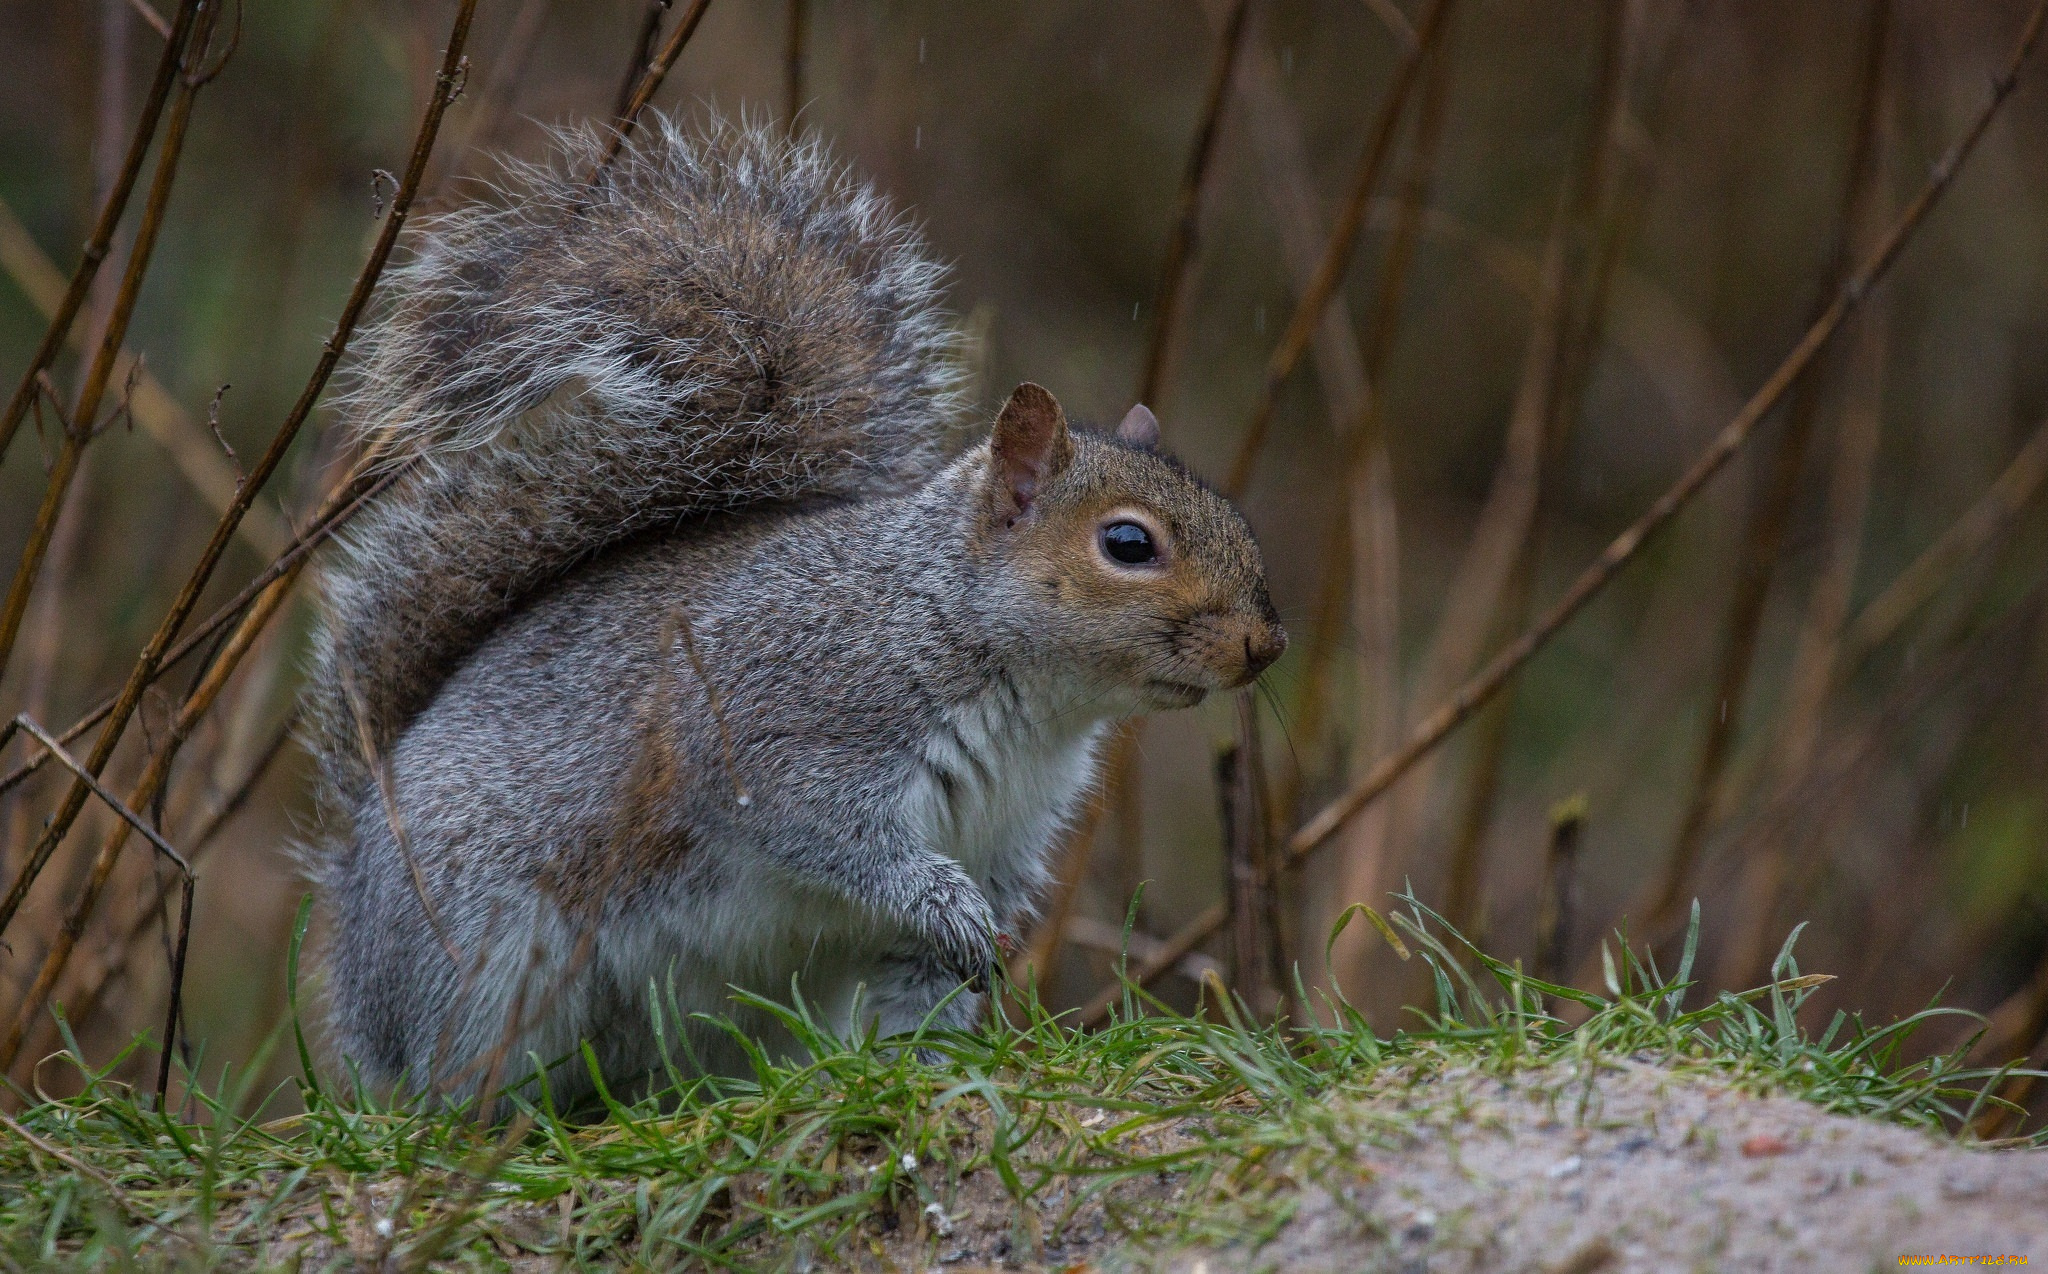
[1,897,2038,1272]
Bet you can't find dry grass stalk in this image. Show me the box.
[1218,1,1373,825]
[1318,22,1458,989]
[1643,0,1893,940]
[1222,0,1457,495]
[0,0,226,681]
[1099,0,2048,1000]
[0,0,202,462]
[0,0,479,1046]
[1387,203,1573,928]
[1717,19,1897,990]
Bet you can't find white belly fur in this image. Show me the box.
[576,687,1105,1077]
[903,687,1106,889]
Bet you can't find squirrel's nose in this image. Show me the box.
[1240,623,1288,682]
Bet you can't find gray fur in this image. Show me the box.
[306,120,1283,1108]
[307,118,961,803]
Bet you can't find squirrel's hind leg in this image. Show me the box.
[848,950,986,1063]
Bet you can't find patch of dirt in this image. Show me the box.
[1186,1059,2048,1273]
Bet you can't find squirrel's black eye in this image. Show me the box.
[1101,521,1157,565]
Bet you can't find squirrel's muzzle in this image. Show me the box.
[1234,621,1288,686]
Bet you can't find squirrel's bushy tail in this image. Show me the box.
[306,118,962,826]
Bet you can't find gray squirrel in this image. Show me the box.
[304,118,1285,1105]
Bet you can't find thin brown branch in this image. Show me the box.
[0,0,477,973]
[1709,578,2043,1004]
[1077,901,1226,1028]
[124,0,174,40]
[6,717,188,878]
[1645,0,1894,936]
[1062,915,1222,985]
[1222,0,1457,495]
[783,0,806,135]
[37,714,293,1060]
[432,0,554,191]
[6,714,194,1100]
[1291,0,2042,869]
[1321,20,1458,982]
[0,196,291,555]
[1134,0,1252,409]
[1217,0,1378,829]
[1355,0,1418,51]
[1837,412,2048,670]
[0,0,201,462]
[1105,0,2048,1000]
[589,0,714,182]
[1533,795,1587,984]
[1441,0,1643,940]
[0,458,405,803]
[1718,8,1898,990]
[0,0,226,681]
[614,0,672,121]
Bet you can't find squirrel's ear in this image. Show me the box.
[990,382,1073,526]
[1115,404,1160,450]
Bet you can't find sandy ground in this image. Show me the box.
[1184,1059,2048,1273]
[225,1059,2043,1270]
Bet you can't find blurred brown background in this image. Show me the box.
[2,0,2045,1120]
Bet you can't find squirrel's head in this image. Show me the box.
[969,382,1286,713]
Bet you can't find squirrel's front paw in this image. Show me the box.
[911,865,1000,993]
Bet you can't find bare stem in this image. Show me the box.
[1222,0,1458,496]
[589,0,714,182]
[1643,0,1894,937]
[1134,0,1252,409]
[0,0,225,681]
[0,0,202,462]
[1103,0,2048,1001]
[0,0,477,965]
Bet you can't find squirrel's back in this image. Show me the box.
[306,119,963,843]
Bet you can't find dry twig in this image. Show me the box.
[1222,0,1458,495]
[0,0,480,1064]
[0,0,225,679]
[0,0,202,462]
[590,0,714,181]
[1098,0,2048,1003]
[1644,0,1895,938]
